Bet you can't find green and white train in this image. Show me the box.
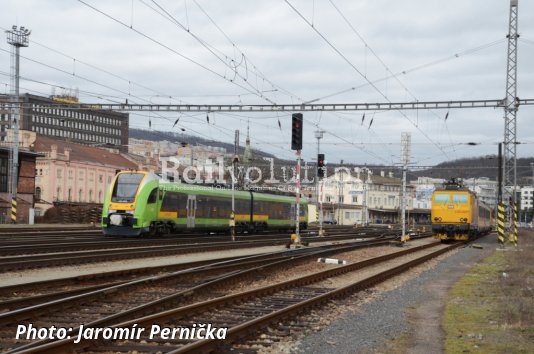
[102,170,308,236]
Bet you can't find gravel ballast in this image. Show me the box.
[292,235,497,354]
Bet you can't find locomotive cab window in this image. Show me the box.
[112,173,144,203]
[433,193,450,204]
[452,194,468,204]
[147,188,158,204]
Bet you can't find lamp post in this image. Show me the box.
[6,25,30,224]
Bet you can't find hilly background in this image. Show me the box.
[131,128,534,185]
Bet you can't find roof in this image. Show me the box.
[0,147,43,158]
[34,135,137,169]
[324,169,402,185]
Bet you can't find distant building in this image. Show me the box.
[33,135,137,215]
[520,186,534,211]
[410,177,445,209]
[0,93,129,152]
[321,168,365,225]
[0,147,40,224]
[320,168,421,225]
[175,144,227,166]
[463,177,498,209]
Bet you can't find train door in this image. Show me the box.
[186,195,197,228]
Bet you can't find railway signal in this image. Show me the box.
[317,154,325,178]
[290,113,303,245]
[291,113,303,151]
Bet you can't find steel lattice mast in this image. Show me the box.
[502,0,519,204]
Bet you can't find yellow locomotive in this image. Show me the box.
[431,179,492,241]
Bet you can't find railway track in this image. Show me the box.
[0,228,373,256]
[0,237,403,352]
[7,238,461,353]
[0,228,405,271]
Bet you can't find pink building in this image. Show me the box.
[34,136,137,215]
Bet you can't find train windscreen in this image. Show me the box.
[112,173,144,203]
[452,194,468,204]
[434,193,450,204]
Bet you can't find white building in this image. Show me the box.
[410,177,445,210]
[520,186,534,211]
[463,177,498,209]
[321,167,365,225]
[320,168,418,225]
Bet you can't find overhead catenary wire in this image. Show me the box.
[77,0,282,105]
[328,0,458,159]
[284,0,452,161]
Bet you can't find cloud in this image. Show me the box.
[1,0,533,167]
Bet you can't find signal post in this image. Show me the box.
[317,153,325,236]
[291,113,303,245]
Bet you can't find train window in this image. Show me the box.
[147,188,158,204]
[161,192,183,212]
[434,194,450,204]
[452,194,468,204]
[111,173,144,203]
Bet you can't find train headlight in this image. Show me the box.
[433,217,442,222]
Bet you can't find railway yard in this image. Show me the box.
[1,225,529,353]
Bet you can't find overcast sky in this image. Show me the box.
[1,0,533,168]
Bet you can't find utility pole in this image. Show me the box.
[502,0,519,233]
[400,132,411,243]
[6,26,30,224]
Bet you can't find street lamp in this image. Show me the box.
[6,25,30,223]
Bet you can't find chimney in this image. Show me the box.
[380,170,385,177]
[64,147,71,160]
[50,144,58,159]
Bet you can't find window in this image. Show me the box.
[89,190,93,202]
[434,193,450,204]
[452,194,468,204]
[147,188,158,204]
[35,187,42,200]
[111,173,144,203]
[79,189,83,202]
[0,158,8,192]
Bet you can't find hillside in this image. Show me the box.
[411,156,534,185]
[130,128,534,185]
[129,128,275,159]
